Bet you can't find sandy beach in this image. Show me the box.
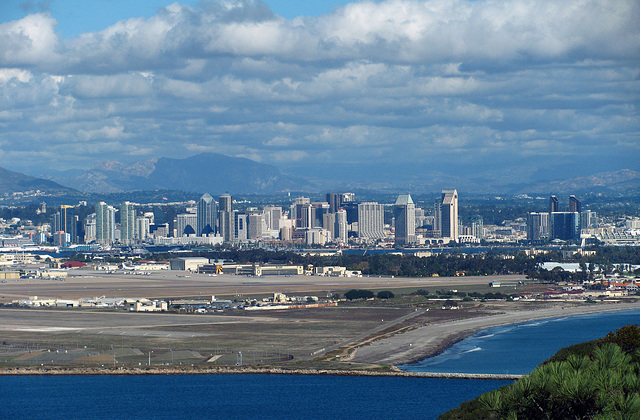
[351,301,640,366]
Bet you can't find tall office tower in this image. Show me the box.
[357,202,385,239]
[60,205,78,243]
[342,202,359,225]
[263,206,282,231]
[569,195,581,213]
[312,202,330,228]
[471,215,484,240]
[218,194,234,242]
[326,193,340,213]
[247,213,264,240]
[581,210,597,230]
[197,193,217,236]
[415,208,426,228]
[550,212,580,241]
[335,209,348,243]
[177,213,197,236]
[119,202,135,244]
[95,202,115,245]
[293,197,311,228]
[234,212,248,241]
[84,213,96,242]
[527,212,550,242]
[550,195,560,213]
[135,216,150,241]
[441,189,459,242]
[433,202,442,233]
[52,211,62,234]
[394,194,416,245]
[322,212,335,237]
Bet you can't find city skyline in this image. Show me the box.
[0,0,638,186]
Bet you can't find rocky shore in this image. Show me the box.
[0,365,522,380]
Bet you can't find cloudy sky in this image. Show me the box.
[1,0,638,187]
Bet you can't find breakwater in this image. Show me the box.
[0,365,522,379]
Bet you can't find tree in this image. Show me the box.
[377,290,395,299]
[344,289,375,300]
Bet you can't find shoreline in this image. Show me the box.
[350,300,640,366]
[0,365,522,380]
[1,300,639,377]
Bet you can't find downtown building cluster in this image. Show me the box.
[527,195,597,243]
[44,190,466,248]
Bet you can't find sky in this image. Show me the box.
[0,0,638,188]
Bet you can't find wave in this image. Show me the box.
[460,347,482,354]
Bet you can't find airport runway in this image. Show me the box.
[0,269,522,302]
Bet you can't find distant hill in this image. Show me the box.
[41,153,309,194]
[0,167,77,195]
[514,169,640,194]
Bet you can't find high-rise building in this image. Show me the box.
[335,209,348,243]
[471,215,484,240]
[394,194,416,245]
[581,210,597,230]
[176,213,197,236]
[550,195,560,213]
[569,195,581,213]
[197,193,217,236]
[263,206,282,232]
[312,202,330,228]
[326,193,340,214]
[119,202,135,244]
[357,202,385,239]
[247,213,264,240]
[135,216,150,241]
[528,212,550,242]
[95,202,115,245]
[550,212,580,241]
[234,212,248,241]
[218,194,234,242]
[441,189,459,242]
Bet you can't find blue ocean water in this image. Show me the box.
[402,308,640,375]
[0,374,510,420]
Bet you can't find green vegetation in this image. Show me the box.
[344,289,375,300]
[439,325,640,419]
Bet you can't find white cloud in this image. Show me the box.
[0,0,637,180]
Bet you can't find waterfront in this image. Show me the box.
[403,308,640,375]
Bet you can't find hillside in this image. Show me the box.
[0,167,77,195]
[439,324,640,419]
[41,153,309,194]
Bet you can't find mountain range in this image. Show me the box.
[39,153,308,194]
[0,152,636,197]
[0,167,76,195]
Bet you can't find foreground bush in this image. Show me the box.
[440,325,640,419]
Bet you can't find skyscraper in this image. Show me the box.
[550,212,580,241]
[95,202,115,245]
[197,193,217,236]
[441,189,459,242]
[569,195,581,213]
[176,213,197,236]
[528,212,550,242]
[357,202,385,239]
[335,208,348,243]
[550,195,560,213]
[119,201,135,244]
[218,194,234,242]
[394,194,416,245]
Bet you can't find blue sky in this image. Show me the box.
[0,0,638,189]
